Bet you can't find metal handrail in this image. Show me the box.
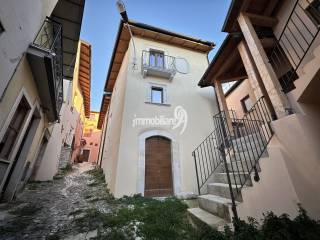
[269,0,320,93]
[193,96,274,220]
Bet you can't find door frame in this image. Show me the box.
[137,130,181,196]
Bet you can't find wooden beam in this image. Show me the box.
[217,74,248,83]
[245,13,278,27]
[260,37,276,49]
[215,50,240,77]
[264,0,279,15]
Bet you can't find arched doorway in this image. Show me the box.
[144,136,173,197]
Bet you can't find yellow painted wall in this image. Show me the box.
[83,112,100,134]
[71,41,86,122]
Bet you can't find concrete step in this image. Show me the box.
[231,136,267,153]
[207,183,242,202]
[232,132,267,147]
[221,160,261,173]
[213,172,252,186]
[188,207,228,229]
[198,194,236,221]
[227,149,268,162]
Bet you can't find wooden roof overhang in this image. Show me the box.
[97,94,111,129]
[79,40,91,117]
[198,34,247,88]
[222,0,282,33]
[98,20,215,129]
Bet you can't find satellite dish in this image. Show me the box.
[174,57,190,74]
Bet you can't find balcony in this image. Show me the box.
[27,17,63,122]
[141,50,176,80]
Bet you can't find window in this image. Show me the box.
[94,143,98,146]
[90,142,93,146]
[151,87,163,104]
[241,95,253,113]
[149,50,164,68]
[306,0,320,25]
[0,97,30,161]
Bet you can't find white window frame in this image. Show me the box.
[145,82,170,106]
[143,46,169,69]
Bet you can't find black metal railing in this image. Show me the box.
[192,129,224,194]
[193,97,274,218]
[269,0,320,93]
[33,17,64,116]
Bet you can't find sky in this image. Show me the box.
[80,0,232,111]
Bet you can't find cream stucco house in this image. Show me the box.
[97,20,217,198]
[0,0,85,200]
[188,0,320,229]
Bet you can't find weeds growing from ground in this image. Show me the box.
[82,167,320,239]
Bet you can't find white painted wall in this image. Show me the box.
[0,0,58,98]
[101,36,218,197]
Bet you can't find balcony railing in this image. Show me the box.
[28,17,63,121]
[141,50,176,80]
[269,0,320,93]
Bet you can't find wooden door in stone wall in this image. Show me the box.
[145,136,173,197]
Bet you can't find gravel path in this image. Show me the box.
[0,163,112,240]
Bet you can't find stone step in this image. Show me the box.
[207,183,242,202]
[213,172,252,186]
[198,194,235,221]
[188,207,228,229]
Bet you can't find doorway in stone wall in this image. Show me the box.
[144,136,173,197]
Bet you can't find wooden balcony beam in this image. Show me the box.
[245,13,278,28]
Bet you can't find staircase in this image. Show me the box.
[189,97,273,229]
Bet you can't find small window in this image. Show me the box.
[0,19,4,34]
[240,95,253,113]
[90,142,93,146]
[94,143,98,146]
[149,50,164,68]
[306,0,320,25]
[151,87,163,104]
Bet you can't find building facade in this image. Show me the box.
[80,112,102,163]
[189,0,320,228]
[0,0,85,199]
[98,21,217,198]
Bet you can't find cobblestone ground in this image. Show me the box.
[0,163,112,240]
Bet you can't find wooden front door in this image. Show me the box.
[145,136,173,197]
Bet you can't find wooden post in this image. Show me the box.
[237,40,277,120]
[215,79,234,134]
[238,12,289,118]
